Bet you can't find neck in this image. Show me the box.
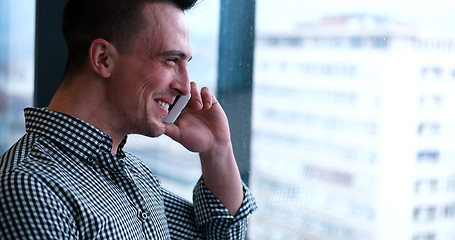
[48,75,125,154]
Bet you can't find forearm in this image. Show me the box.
[199,142,243,215]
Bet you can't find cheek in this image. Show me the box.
[141,72,174,96]
[112,62,173,102]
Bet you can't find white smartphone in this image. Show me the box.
[164,94,191,124]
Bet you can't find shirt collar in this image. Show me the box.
[24,107,126,165]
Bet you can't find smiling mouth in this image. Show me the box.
[157,100,170,111]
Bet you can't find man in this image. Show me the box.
[0,0,257,239]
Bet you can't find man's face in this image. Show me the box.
[108,3,192,137]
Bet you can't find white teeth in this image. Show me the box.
[157,100,170,111]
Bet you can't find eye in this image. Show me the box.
[164,58,179,68]
[166,58,178,64]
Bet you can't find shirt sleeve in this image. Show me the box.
[0,171,77,240]
[192,177,258,240]
[162,177,257,240]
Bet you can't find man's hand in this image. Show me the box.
[165,82,230,155]
[165,81,243,215]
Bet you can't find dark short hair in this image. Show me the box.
[62,0,198,77]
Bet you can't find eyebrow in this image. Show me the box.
[160,50,192,61]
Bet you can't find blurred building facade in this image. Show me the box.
[249,14,455,240]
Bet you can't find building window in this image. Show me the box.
[372,36,389,49]
[421,66,444,80]
[444,203,455,218]
[350,37,365,48]
[419,95,443,109]
[413,206,437,222]
[416,151,440,164]
[446,177,455,192]
[417,122,441,137]
[415,179,438,193]
[412,233,436,240]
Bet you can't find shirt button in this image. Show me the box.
[139,212,148,220]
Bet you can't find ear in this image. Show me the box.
[89,38,115,78]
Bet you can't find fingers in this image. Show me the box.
[189,82,216,110]
[200,87,215,109]
[189,82,202,110]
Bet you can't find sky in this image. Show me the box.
[187,0,455,33]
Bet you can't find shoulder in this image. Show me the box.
[0,131,86,196]
[1,131,71,172]
[1,132,42,172]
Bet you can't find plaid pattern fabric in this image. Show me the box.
[0,108,257,239]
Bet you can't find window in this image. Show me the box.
[0,0,35,153]
[413,206,437,222]
[350,37,365,48]
[419,95,443,110]
[421,66,444,80]
[417,150,440,164]
[250,0,455,239]
[447,177,455,192]
[372,36,389,49]
[443,203,455,218]
[413,233,436,240]
[415,179,438,194]
[417,122,441,137]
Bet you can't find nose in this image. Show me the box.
[171,65,191,96]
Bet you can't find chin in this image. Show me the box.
[143,121,166,137]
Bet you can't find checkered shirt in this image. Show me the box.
[0,107,257,239]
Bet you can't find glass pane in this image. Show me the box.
[0,0,35,153]
[124,1,220,201]
[250,0,455,239]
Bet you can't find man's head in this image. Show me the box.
[62,0,197,78]
[52,0,197,143]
